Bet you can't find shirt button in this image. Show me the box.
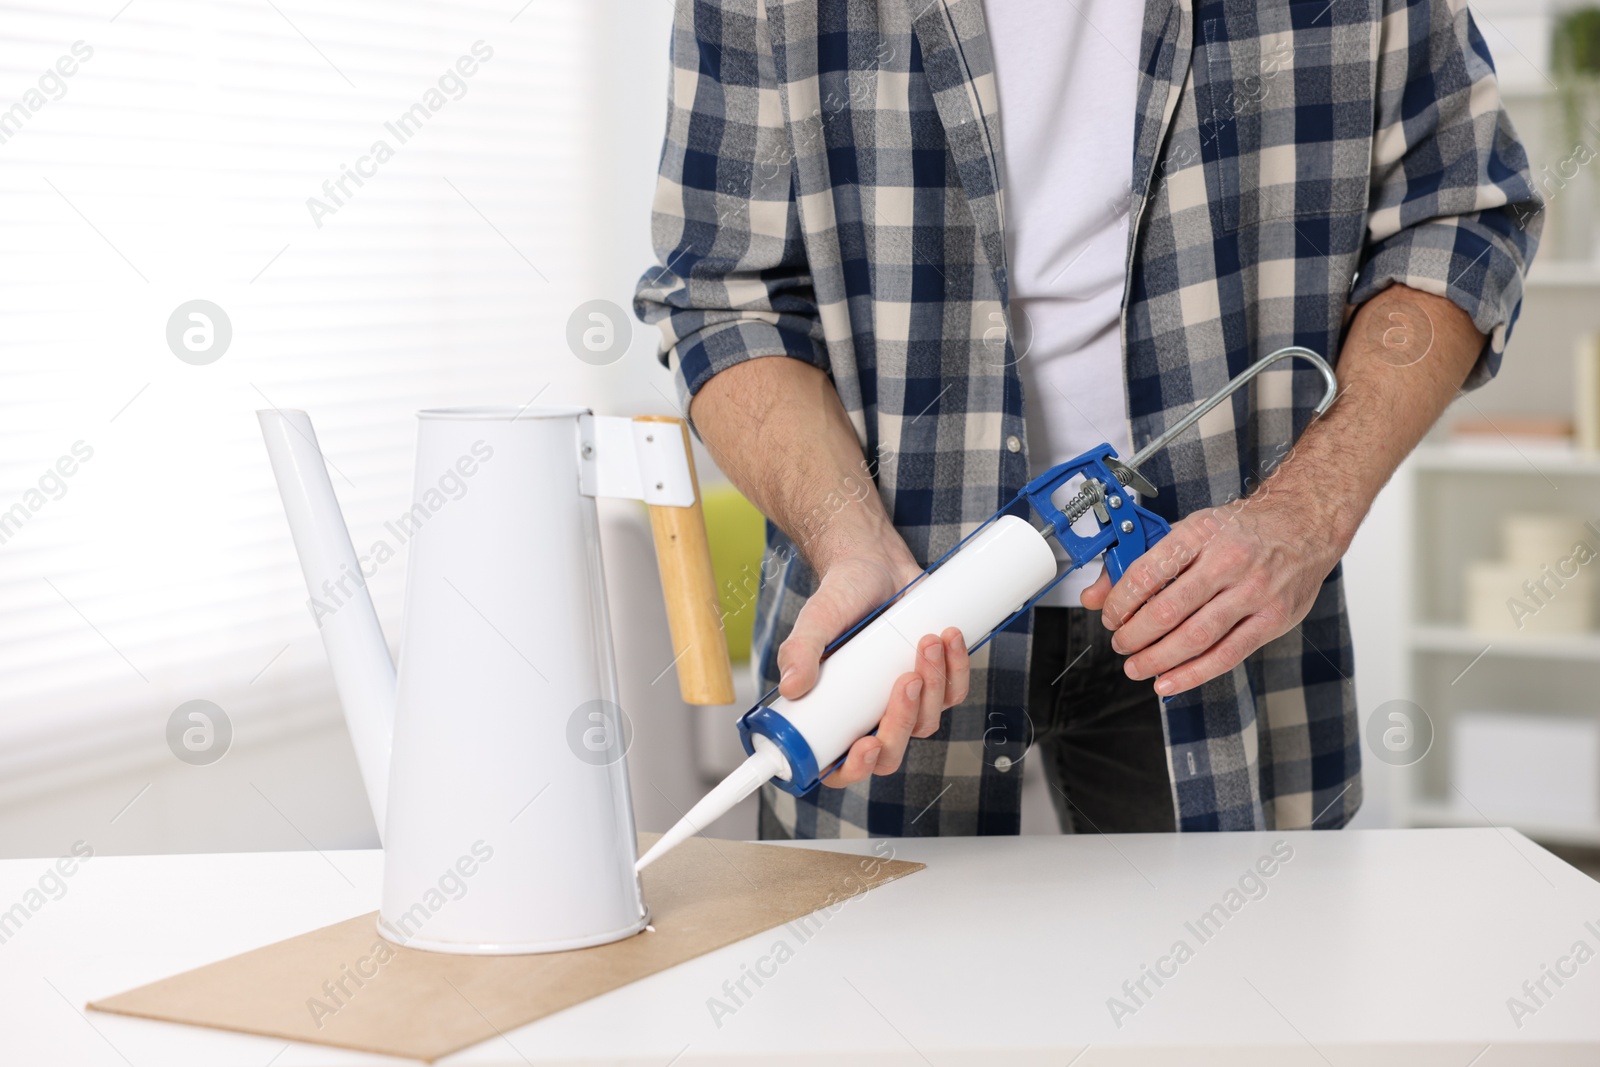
[994,755,1014,773]
[1005,435,1021,454]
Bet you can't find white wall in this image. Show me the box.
[0,0,697,861]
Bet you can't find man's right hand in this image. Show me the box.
[776,546,972,789]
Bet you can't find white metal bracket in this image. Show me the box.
[577,414,696,507]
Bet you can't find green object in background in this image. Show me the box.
[1556,8,1600,77]
[701,484,769,664]
[1554,8,1600,153]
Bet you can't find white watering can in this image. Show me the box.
[259,406,733,954]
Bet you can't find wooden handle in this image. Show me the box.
[637,416,736,705]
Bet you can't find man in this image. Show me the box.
[635,0,1540,840]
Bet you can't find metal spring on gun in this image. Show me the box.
[1060,478,1105,525]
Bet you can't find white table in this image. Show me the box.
[3,829,1598,1065]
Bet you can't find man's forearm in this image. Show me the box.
[691,355,970,782]
[687,355,914,575]
[1265,282,1485,553]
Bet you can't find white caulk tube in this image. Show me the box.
[636,515,1059,871]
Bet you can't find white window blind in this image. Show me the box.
[0,0,620,791]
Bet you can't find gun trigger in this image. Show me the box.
[1107,459,1158,499]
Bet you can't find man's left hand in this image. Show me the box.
[1078,482,1343,697]
[1079,284,1485,699]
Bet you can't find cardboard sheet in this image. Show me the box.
[88,834,923,1062]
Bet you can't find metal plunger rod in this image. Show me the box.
[1124,346,1339,473]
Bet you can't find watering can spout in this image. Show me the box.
[258,410,396,840]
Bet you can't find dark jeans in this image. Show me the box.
[1026,606,1176,833]
[756,605,1178,840]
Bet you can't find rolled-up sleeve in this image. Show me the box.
[1350,0,1543,389]
[633,0,828,413]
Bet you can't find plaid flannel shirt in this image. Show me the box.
[635,0,1540,837]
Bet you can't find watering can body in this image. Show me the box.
[260,405,733,954]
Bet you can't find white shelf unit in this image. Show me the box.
[1527,261,1600,290]
[1411,441,1600,474]
[1398,443,1600,847]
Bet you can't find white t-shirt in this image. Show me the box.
[982,1,1143,605]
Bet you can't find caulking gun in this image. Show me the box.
[637,346,1339,872]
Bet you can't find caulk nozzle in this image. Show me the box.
[635,743,790,873]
